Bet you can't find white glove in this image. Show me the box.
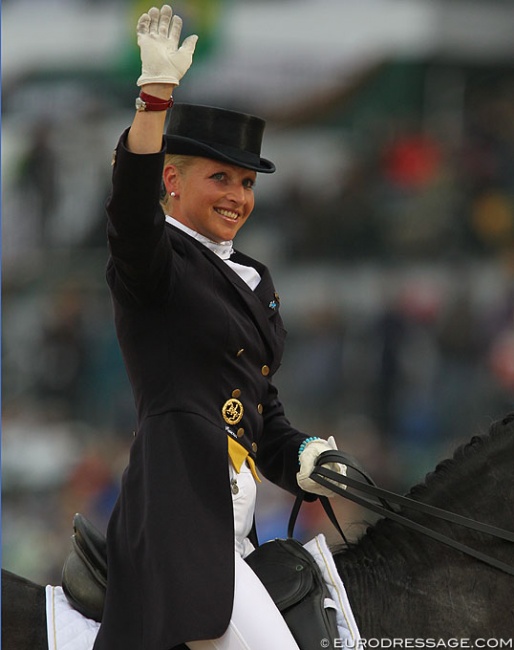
[297,436,347,498]
[136,5,198,87]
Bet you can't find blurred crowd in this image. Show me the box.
[3,59,514,585]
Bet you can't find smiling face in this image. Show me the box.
[163,156,257,243]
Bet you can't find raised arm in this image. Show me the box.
[127,5,198,154]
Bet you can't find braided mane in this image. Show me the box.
[403,411,514,508]
[337,412,514,566]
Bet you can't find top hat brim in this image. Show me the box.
[165,135,276,174]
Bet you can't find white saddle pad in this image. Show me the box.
[46,534,360,650]
[303,533,362,646]
[46,586,100,650]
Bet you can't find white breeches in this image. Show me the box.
[186,463,300,650]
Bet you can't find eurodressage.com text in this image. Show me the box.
[326,639,513,649]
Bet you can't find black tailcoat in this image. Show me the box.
[93,132,311,650]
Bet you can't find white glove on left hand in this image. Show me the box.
[297,436,347,498]
[136,5,198,87]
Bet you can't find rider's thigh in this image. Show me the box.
[186,552,300,650]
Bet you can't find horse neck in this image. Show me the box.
[333,418,514,638]
[334,523,510,638]
[334,524,447,637]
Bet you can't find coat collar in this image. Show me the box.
[165,215,234,259]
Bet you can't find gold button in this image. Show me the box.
[237,428,245,438]
[236,348,245,357]
[261,365,270,376]
[232,389,241,398]
[251,442,258,452]
[257,404,263,414]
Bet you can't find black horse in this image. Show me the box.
[3,414,514,649]
[332,412,514,640]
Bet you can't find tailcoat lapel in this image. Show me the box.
[199,247,279,355]
[168,224,285,370]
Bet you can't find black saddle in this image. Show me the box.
[61,512,339,647]
[61,513,107,622]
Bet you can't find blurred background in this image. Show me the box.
[3,0,514,585]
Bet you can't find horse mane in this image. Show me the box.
[403,411,514,508]
[338,412,514,566]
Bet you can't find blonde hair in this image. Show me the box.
[160,154,197,211]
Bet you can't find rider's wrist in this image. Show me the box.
[140,83,176,98]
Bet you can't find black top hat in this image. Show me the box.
[165,103,276,173]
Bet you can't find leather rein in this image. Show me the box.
[290,450,514,577]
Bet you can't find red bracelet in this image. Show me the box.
[135,91,174,112]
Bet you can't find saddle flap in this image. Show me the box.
[245,538,314,611]
[245,538,340,649]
